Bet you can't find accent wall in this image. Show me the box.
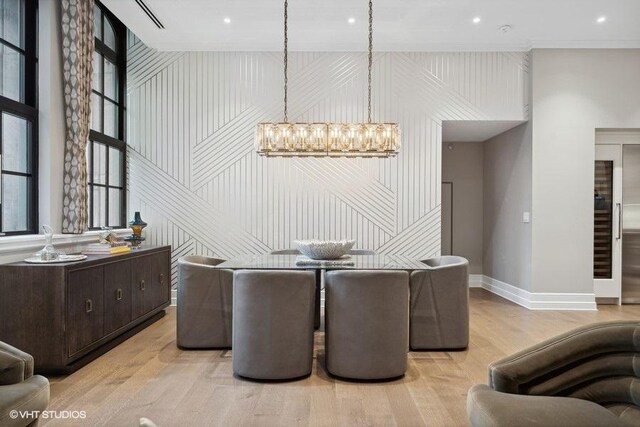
[125,35,529,285]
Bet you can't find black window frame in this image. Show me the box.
[0,0,38,236]
[88,1,127,230]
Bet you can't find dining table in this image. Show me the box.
[212,253,430,271]
[214,253,430,329]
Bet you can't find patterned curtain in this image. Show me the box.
[61,0,94,233]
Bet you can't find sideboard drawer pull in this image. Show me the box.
[159,273,164,285]
[116,288,123,301]
[140,280,145,291]
[86,299,93,313]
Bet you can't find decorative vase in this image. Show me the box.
[35,225,60,260]
[125,212,147,247]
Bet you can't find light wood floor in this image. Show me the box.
[43,289,640,427]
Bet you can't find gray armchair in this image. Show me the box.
[325,270,409,380]
[0,342,50,427]
[467,321,640,427]
[410,256,469,350]
[177,255,233,348]
[232,270,316,380]
[271,249,322,329]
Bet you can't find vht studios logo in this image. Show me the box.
[10,410,87,420]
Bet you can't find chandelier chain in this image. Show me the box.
[283,0,288,122]
[368,0,373,123]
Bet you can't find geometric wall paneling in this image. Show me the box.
[127,34,529,287]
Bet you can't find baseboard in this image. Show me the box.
[469,274,484,288]
[171,289,177,306]
[479,275,597,311]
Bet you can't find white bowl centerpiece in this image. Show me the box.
[294,239,356,260]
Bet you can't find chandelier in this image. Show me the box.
[256,0,400,158]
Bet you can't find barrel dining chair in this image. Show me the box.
[409,256,469,350]
[232,270,316,380]
[324,270,409,380]
[177,255,233,349]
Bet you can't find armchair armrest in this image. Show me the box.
[0,375,50,426]
[0,342,34,385]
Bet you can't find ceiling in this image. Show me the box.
[102,0,640,51]
[442,120,525,142]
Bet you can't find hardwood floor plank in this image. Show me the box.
[40,289,640,426]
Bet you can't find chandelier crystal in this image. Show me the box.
[256,0,400,158]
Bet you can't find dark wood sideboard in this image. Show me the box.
[0,245,171,374]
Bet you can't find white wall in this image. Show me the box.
[483,122,532,291]
[531,49,640,294]
[126,40,529,281]
[442,142,483,274]
[38,0,65,232]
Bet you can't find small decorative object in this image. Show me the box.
[34,225,60,261]
[24,254,87,264]
[124,211,147,248]
[295,255,356,267]
[98,226,121,245]
[294,239,356,260]
[82,243,131,255]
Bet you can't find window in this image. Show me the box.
[0,0,37,235]
[88,1,126,229]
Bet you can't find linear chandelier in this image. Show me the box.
[255,0,400,158]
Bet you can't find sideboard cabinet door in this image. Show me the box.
[131,255,154,319]
[150,252,170,310]
[67,267,105,356]
[104,260,132,335]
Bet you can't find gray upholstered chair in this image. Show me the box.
[410,256,469,350]
[232,270,316,380]
[325,270,409,380]
[0,342,50,427]
[271,249,322,329]
[177,255,233,349]
[467,321,640,427]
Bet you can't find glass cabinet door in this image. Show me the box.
[594,160,614,279]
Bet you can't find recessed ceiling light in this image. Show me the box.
[597,16,607,23]
[473,17,481,24]
[224,17,231,24]
[348,17,355,24]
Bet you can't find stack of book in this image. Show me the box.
[83,242,132,255]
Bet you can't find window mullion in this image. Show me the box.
[105,145,109,226]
